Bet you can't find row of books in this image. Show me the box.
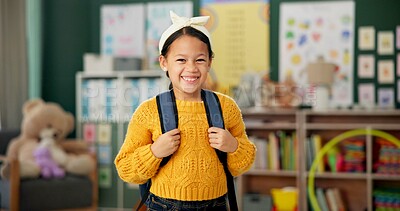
[314,187,346,211]
[251,131,298,171]
[374,188,400,210]
[374,138,400,175]
[80,78,163,122]
[306,136,366,173]
[254,131,400,175]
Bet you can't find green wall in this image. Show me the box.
[42,0,90,114]
[42,0,199,130]
[270,0,400,107]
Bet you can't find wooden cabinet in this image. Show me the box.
[239,109,400,211]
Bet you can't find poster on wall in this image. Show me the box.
[358,26,375,50]
[279,1,355,107]
[200,0,269,93]
[146,1,193,70]
[377,31,394,55]
[101,4,145,57]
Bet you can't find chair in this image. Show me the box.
[0,129,98,211]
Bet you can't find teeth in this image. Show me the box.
[182,77,197,82]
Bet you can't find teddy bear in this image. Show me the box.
[0,99,95,179]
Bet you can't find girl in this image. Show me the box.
[115,11,256,210]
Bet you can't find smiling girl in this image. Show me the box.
[115,11,256,211]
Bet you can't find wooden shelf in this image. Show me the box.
[372,174,400,180]
[246,169,297,177]
[244,121,297,130]
[239,109,400,211]
[304,172,367,179]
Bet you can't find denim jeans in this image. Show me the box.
[145,193,227,211]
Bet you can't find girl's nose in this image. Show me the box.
[186,61,198,72]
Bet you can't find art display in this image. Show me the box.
[358,26,375,50]
[358,83,375,108]
[377,60,394,84]
[279,1,355,107]
[378,31,394,55]
[101,4,145,57]
[358,55,375,78]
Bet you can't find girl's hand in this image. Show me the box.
[208,127,238,153]
[151,129,181,158]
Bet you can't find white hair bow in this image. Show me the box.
[158,11,212,55]
[170,11,209,27]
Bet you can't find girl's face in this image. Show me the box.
[159,35,212,101]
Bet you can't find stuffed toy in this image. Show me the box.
[33,127,67,179]
[0,99,95,179]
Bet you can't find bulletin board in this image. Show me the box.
[270,0,400,109]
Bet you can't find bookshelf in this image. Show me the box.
[238,108,301,210]
[75,70,168,209]
[240,108,400,211]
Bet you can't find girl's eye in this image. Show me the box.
[197,59,206,62]
[176,59,186,62]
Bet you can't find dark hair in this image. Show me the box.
[161,26,214,89]
[161,26,214,58]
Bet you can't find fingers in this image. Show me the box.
[208,127,223,133]
[173,139,181,147]
[208,132,218,139]
[166,128,180,136]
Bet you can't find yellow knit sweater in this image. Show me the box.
[114,92,256,201]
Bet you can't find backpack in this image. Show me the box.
[135,89,238,211]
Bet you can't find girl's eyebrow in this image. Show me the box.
[173,53,207,57]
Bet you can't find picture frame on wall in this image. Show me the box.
[377,31,394,55]
[358,26,375,50]
[357,54,375,78]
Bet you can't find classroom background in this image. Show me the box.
[1,0,400,210]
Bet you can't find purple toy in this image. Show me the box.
[33,146,65,179]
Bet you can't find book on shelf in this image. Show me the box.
[269,132,280,170]
[374,138,400,175]
[332,188,345,211]
[312,134,325,172]
[342,138,365,173]
[373,187,400,210]
[325,188,339,211]
[306,137,314,171]
[250,131,298,171]
[316,188,329,211]
[251,136,269,170]
[312,187,346,211]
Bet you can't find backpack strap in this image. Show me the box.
[156,89,179,134]
[156,89,177,167]
[201,89,238,211]
[137,90,177,211]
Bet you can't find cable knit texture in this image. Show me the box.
[115,92,256,201]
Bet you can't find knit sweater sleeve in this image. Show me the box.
[219,93,256,177]
[114,98,162,184]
